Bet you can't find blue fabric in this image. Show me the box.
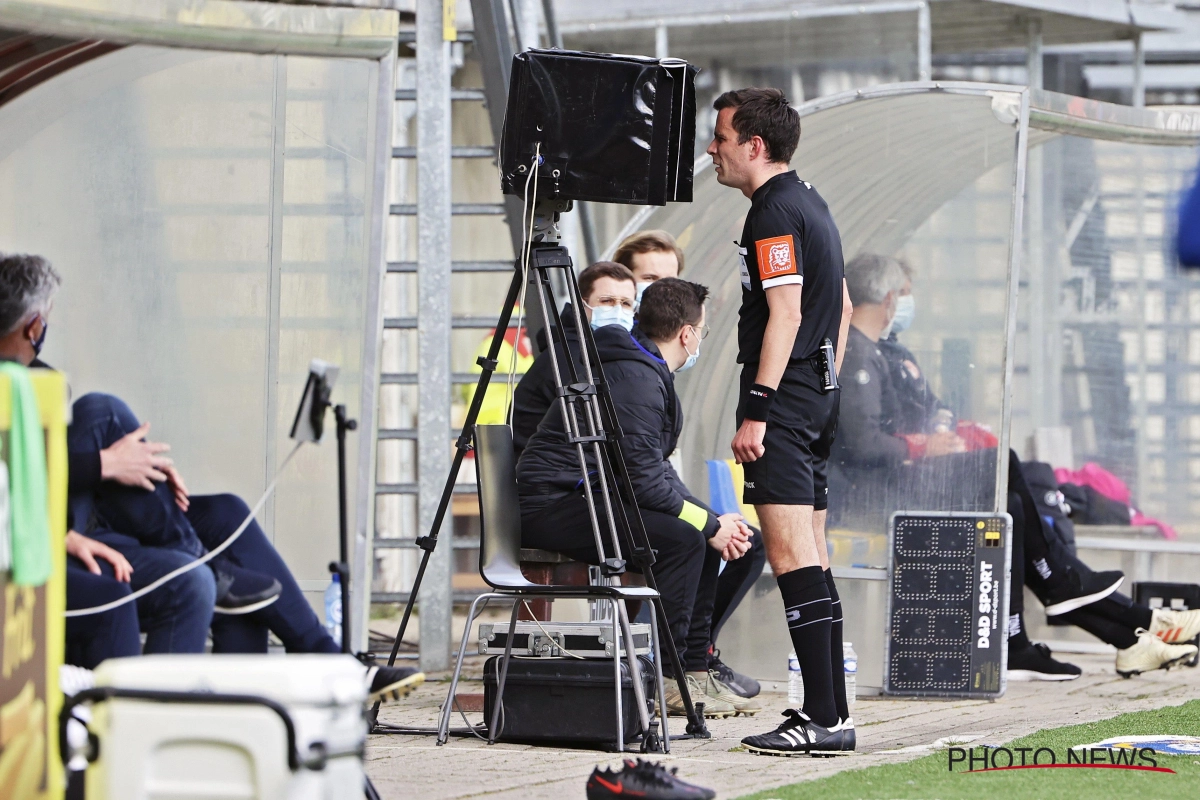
[706,459,742,516]
[69,392,337,655]
[68,393,203,557]
[65,560,142,668]
[1179,160,1200,267]
[193,494,338,654]
[86,531,216,654]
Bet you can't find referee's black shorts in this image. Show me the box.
[737,360,839,509]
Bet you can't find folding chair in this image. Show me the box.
[436,424,670,752]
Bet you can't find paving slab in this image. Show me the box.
[365,652,1200,800]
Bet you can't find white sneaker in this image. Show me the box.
[1115,628,1199,678]
[59,664,95,697]
[1149,607,1200,644]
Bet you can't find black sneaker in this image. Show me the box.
[367,665,425,704]
[840,717,856,751]
[211,561,282,615]
[708,648,761,698]
[1007,642,1081,681]
[742,709,852,757]
[1040,568,1123,616]
[586,759,715,800]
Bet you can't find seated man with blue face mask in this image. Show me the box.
[518,279,758,719]
[511,261,637,456]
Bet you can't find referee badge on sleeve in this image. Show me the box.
[756,235,802,288]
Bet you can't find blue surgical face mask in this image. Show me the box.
[677,328,701,372]
[634,282,652,308]
[891,294,915,334]
[588,303,634,332]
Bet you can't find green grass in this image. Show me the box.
[737,699,1200,800]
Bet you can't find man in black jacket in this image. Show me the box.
[512,261,636,455]
[518,278,757,717]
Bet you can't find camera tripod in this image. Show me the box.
[370,197,709,746]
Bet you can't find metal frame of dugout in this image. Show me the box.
[0,0,400,654]
[606,82,1200,695]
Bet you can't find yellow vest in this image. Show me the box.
[462,313,534,424]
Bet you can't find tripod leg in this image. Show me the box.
[380,261,525,675]
[651,596,709,738]
[487,599,523,745]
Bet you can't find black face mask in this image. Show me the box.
[29,316,47,356]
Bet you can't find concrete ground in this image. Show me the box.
[364,651,1200,800]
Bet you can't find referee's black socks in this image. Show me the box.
[825,568,849,722]
[777,566,838,727]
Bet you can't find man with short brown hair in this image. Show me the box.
[614,230,684,304]
[708,87,856,754]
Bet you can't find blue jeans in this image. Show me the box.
[66,561,142,668]
[69,393,337,655]
[193,494,338,654]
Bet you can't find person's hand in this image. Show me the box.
[732,419,767,463]
[713,513,752,560]
[164,465,190,512]
[925,431,967,457]
[99,422,172,490]
[66,530,133,582]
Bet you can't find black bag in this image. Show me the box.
[482,655,655,746]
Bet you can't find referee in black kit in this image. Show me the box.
[706,88,855,755]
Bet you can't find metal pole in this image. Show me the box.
[995,89,1031,512]
[356,42,396,655]
[1132,33,1146,109]
[514,0,540,51]
[655,24,669,60]
[1026,18,1047,435]
[417,0,453,672]
[916,2,931,82]
[335,405,357,655]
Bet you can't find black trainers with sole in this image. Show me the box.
[742,709,852,757]
[1007,642,1082,681]
[708,648,761,698]
[211,561,282,615]
[586,760,715,800]
[1040,568,1123,616]
[367,666,425,704]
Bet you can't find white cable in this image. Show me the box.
[505,146,541,427]
[520,600,586,659]
[64,441,306,617]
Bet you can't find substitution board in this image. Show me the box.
[883,512,1012,699]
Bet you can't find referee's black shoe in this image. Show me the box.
[742,709,852,757]
[1040,567,1123,616]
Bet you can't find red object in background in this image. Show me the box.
[956,421,998,451]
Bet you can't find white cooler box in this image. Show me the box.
[78,654,367,800]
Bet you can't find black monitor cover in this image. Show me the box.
[500,49,697,206]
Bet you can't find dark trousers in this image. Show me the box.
[522,491,709,672]
[711,526,767,644]
[69,392,337,654]
[65,562,142,668]
[1008,462,1149,649]
[192,494,338,654]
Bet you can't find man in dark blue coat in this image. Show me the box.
[518,279,757,717]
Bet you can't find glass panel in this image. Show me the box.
[624,89,1023,568]
[0,46,378,596]
[1014,134,1199,539]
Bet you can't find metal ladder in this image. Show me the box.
[370,1,527,670]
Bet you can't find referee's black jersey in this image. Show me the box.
[736,170,844,364]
